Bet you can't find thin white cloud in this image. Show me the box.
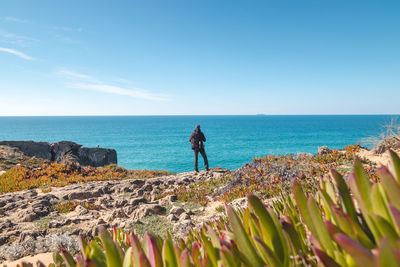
[0,47,34,60]
[1,17,28,23]
[59,70,98,82]
[0,30,39,47]
[59,70,168,101]
[71,83,168,101]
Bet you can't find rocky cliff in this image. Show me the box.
[0,141,117,167]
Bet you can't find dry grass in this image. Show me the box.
[370,117,400,154]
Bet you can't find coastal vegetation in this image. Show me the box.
[156,144,376,205]
[0,143,365,198]
[0,162,171,194]
[52,150,400,267]
[1,136,400,266]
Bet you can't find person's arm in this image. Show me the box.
[201,132,206,142]
[189,133,194,142]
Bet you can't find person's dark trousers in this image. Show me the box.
[194,148,209,172]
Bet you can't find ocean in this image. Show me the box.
[0,115,396,172]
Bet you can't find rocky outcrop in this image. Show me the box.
[0,169,227,261]
[0,141,117,167]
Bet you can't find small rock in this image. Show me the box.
[179,212,191,220]
[105,209,128,222]
[318,146,331,155]
[129,197,147,206]
[18,210,38,222]
[120,186,133,193]
[130,179,145,187]
[94,196,109,207]
[69,228,81,235]
[170,206,185,216]
[131,204,165,220]
[74,205,89,215]
[142,184,153,192]
[115,199,128,208]
[0,235,9,246]
[96,218,107,225]
[167,214,178,222]
[0,219,14,231]
[152,205,166,215]
[18,230,45,242]
[137,189,144,196]
[124,206,136,215]
[158,197,169,206]
[67,189,103,200]
[2,202,16,211]
[187,210,194,216]
[48,220,62,228]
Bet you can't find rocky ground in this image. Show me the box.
[1,142,399,265]
[0,169,229,263]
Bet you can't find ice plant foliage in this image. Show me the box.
[157,144,370,205]
[46,150,400,267]
[0,162,171,194]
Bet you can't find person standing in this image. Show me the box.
[189,125,209,172]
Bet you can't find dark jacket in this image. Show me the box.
[189,125,206,150]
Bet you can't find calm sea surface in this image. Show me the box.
[0,115,396,172]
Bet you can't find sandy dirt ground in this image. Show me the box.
[2,252,53,267]
[356,148,400,167]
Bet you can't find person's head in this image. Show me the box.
[194,124,200,132]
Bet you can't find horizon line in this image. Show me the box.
[0,114,398,117]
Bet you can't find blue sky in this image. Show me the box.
[0,0,399,115]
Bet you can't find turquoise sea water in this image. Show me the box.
[0,115,396,172]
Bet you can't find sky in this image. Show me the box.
[0,0,399,116]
